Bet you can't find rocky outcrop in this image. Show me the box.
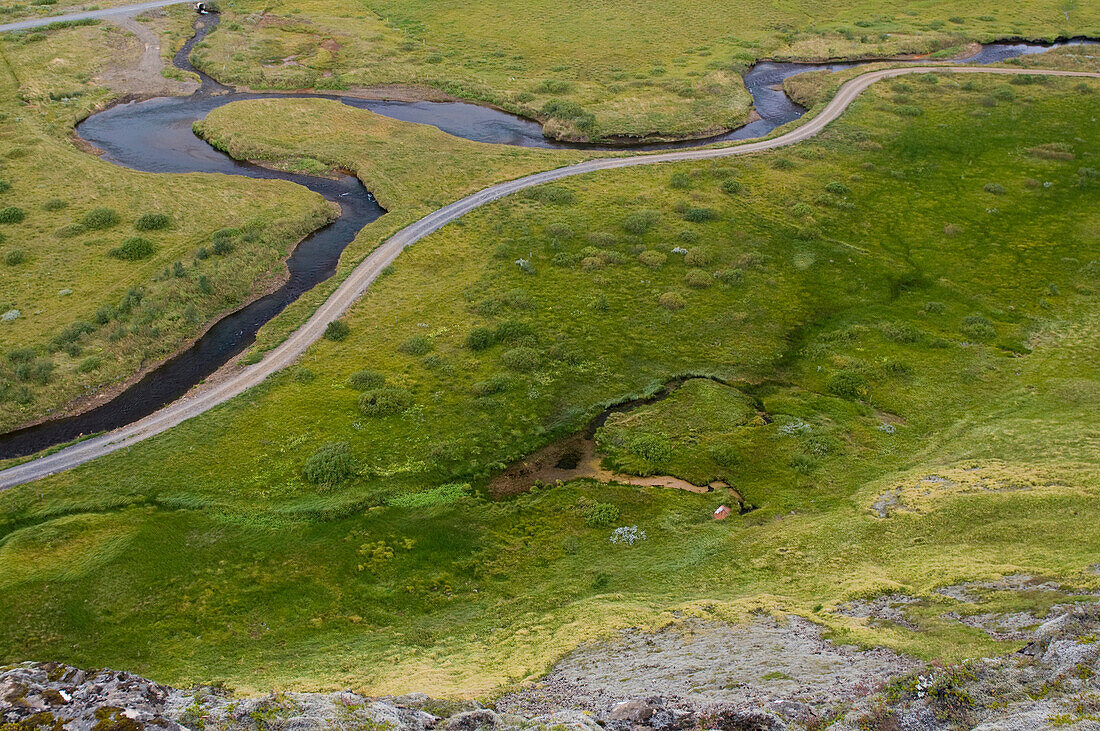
[5,604,1100,731]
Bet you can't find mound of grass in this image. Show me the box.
[107,237,156,261]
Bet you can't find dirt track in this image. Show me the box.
[2,65,1098,490]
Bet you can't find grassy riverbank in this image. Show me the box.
[191,0,1100,142]
[2,76,1098,693]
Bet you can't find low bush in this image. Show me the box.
[962,314,996,340]
[81,207,119,229]
[658,292,685,310]
[0,180,9,194]
[472,374,511,397]
[623,210,660,235]
[983,183,1005,195]
[501,346,539,371]
[825,181,850,195]
[496,320,536,344]
[4,249,24,266]
[55,223,86,238]
[7,347,35,364]
[42,198,67,211]
[684,248,713,267]
[629,432,672,463]
[466,326,496,350]
[669,172,692,189]
[324,320,350,341]
[715,268,744,285]
[720,178,743,195]
[398,335,433,356]
[583,502,620,528]
[134,213,172,231]
[683,269,712,288]
[682,207,717,223]
[347,369,386,390]
[0,206,25,224]
[108,237,155,260]
[358,386,412,416]
[827,370,869,400]
[303,441,354,486]
[524,185,574,205]
[638,250,667,268]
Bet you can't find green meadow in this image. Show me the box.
[2,74,1097,695]
[193,0,1100,141]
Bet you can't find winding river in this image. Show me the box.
[0,15,1096,463]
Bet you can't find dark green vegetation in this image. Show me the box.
[2,75,1097,693]
[0,21,332,431]
[193,0,1100,141]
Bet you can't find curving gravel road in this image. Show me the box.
[0,0,190,32]
[1,65,1098,490]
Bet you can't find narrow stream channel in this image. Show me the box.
[0,17,1095,459]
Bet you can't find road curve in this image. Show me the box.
[0,0,190,33]
[2,65,1098,490]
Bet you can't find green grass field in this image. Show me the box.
[193,0,1100,141]
[2,75,1097,695]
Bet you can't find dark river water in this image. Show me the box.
[0,18,1094,458]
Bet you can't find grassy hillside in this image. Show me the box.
[1,75,1097,694]
[192,0,1100,141]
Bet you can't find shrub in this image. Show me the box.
[825,181,850,195]
[683,269,712,289]
[81,207,119,229]
[347,369,385,390]
[472,374,511,397]
[962,314,996,340]
[0,207,25,224]
[534,79,572,94]
[55,223,86,238]
[715,268,744,285]
[925,301,945,314]
[303,441,354,486]
[398,335,432,355]
[583,502,620,528]
[324,320,350,341]
[623,210,659,235]
[983,183,1005,195]
[880,321,921,343]
[992,86,1015,102]
[827,370,868,400]
[684,248,713,267]
[466,326,497,350]
[0,180,9,194]
[524,185,574,205]
[495,320,535,344]
[501,346,539,371]
[4,249,24,266]
[77,356,101,373]
[658,292,685,310]
[358,386,412,416]
[16,358,54,385]
[682,207,717,223]
[212,238,234,255]
[638,250,666,268]
[669,172,692,189]
[546,223,574,240]
[7,347,35,364]
[720,178,743,195]
[42,198,67,211]
[134,213,172,231]
[108,237,156,260]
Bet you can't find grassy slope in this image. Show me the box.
[1,77,1099,694]
[0,22,332,431]
[192,0,1100,141]
[0,0,139,24]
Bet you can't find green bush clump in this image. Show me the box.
[541,99,595,133]
[720,178,743,195]
[583,502,620,528]
[346,370,385,390]
[682,207,717,223]
[466,326,497,350]
[925,301,945,314]
[638,250,667,268]
[501,346,539,371]
[0,180,10,194]
[827,370,869,400]
[303,441,354,486]
[962,314,996,340]
[134,213,172,231]
[669,172,692,189]
[880,321,921,344]
[534,79,572,94]
[212,238,234,255]
[398,335,433,355]
[42,198,67,211]
[4,249,24,266]
[7,347,35,364]
[715,268,744,285]
[0,206,25,224]
[623,210,660,235]
[683,269,712,289]
[76,356,101,373]
[825,181,850,195]
[495,320,536,344]
[894,104,924,116]
[358,386,412,416]
[324,320,350,341]
[983,183,1005,195]
[658,292,685,310]
[81,207,119,229]
[471,374,511,397]
[15,357,54,385]
[524,185,574,205]
[108,237,156,260]
[684,248,713,267]
[55,223,86,238]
